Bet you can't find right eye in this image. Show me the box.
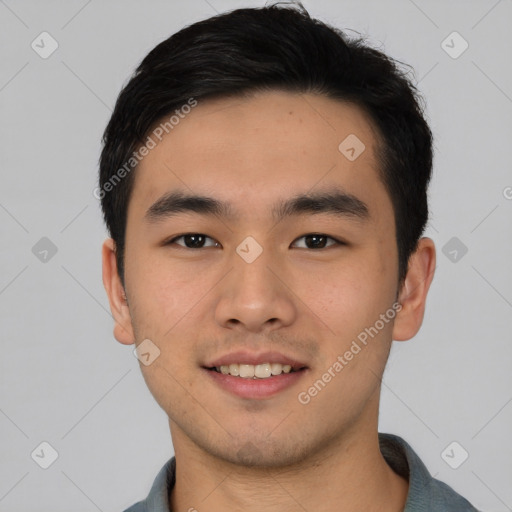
[165,234,221,249]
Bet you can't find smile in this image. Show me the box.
[210,362,302,379]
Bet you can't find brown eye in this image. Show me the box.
[168,234,220,248]
[291,234,339,249]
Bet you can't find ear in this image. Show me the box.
[392,237,436,341]
[102,238,136,345]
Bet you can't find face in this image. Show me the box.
[104,90,429,468]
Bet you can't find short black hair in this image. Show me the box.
[99,2,433,287]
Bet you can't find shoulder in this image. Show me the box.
[120,457,176,512]
[122,502,146,512]
[379,433,480,511]
[427,477,480,511]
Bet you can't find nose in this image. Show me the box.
[214,246,297,334]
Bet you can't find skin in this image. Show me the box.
[102,90,436,512]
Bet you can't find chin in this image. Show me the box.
[214,436,310,469]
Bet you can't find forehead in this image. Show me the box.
[129,90,390,222]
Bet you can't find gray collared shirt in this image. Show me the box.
[123,433,479,511]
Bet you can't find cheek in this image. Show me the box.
[292,253,396,345]
[129,263,201,410]
[130,272,181,338]
[127,254,215,377]
[127,249,208,336]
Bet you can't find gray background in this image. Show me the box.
[1,0,511,510]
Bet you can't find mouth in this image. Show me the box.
[202,351,310,398]
[204,362,307,379]
[202,363,309,400]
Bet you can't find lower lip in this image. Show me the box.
[203,367,308,400]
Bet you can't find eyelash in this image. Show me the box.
[164,233,345,250]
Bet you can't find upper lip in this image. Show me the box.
[204,350,308,371]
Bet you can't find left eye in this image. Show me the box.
[167,234,220,249]
[291,234,339,249]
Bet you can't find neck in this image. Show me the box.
[168,420,408,512]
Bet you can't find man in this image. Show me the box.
[99,3,479,511]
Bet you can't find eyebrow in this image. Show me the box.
[144,188,369,224]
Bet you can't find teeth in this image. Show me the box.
[255,363,272,378]
[215,363,295,379]
[239,364,255,378]
[271,363,283,375]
